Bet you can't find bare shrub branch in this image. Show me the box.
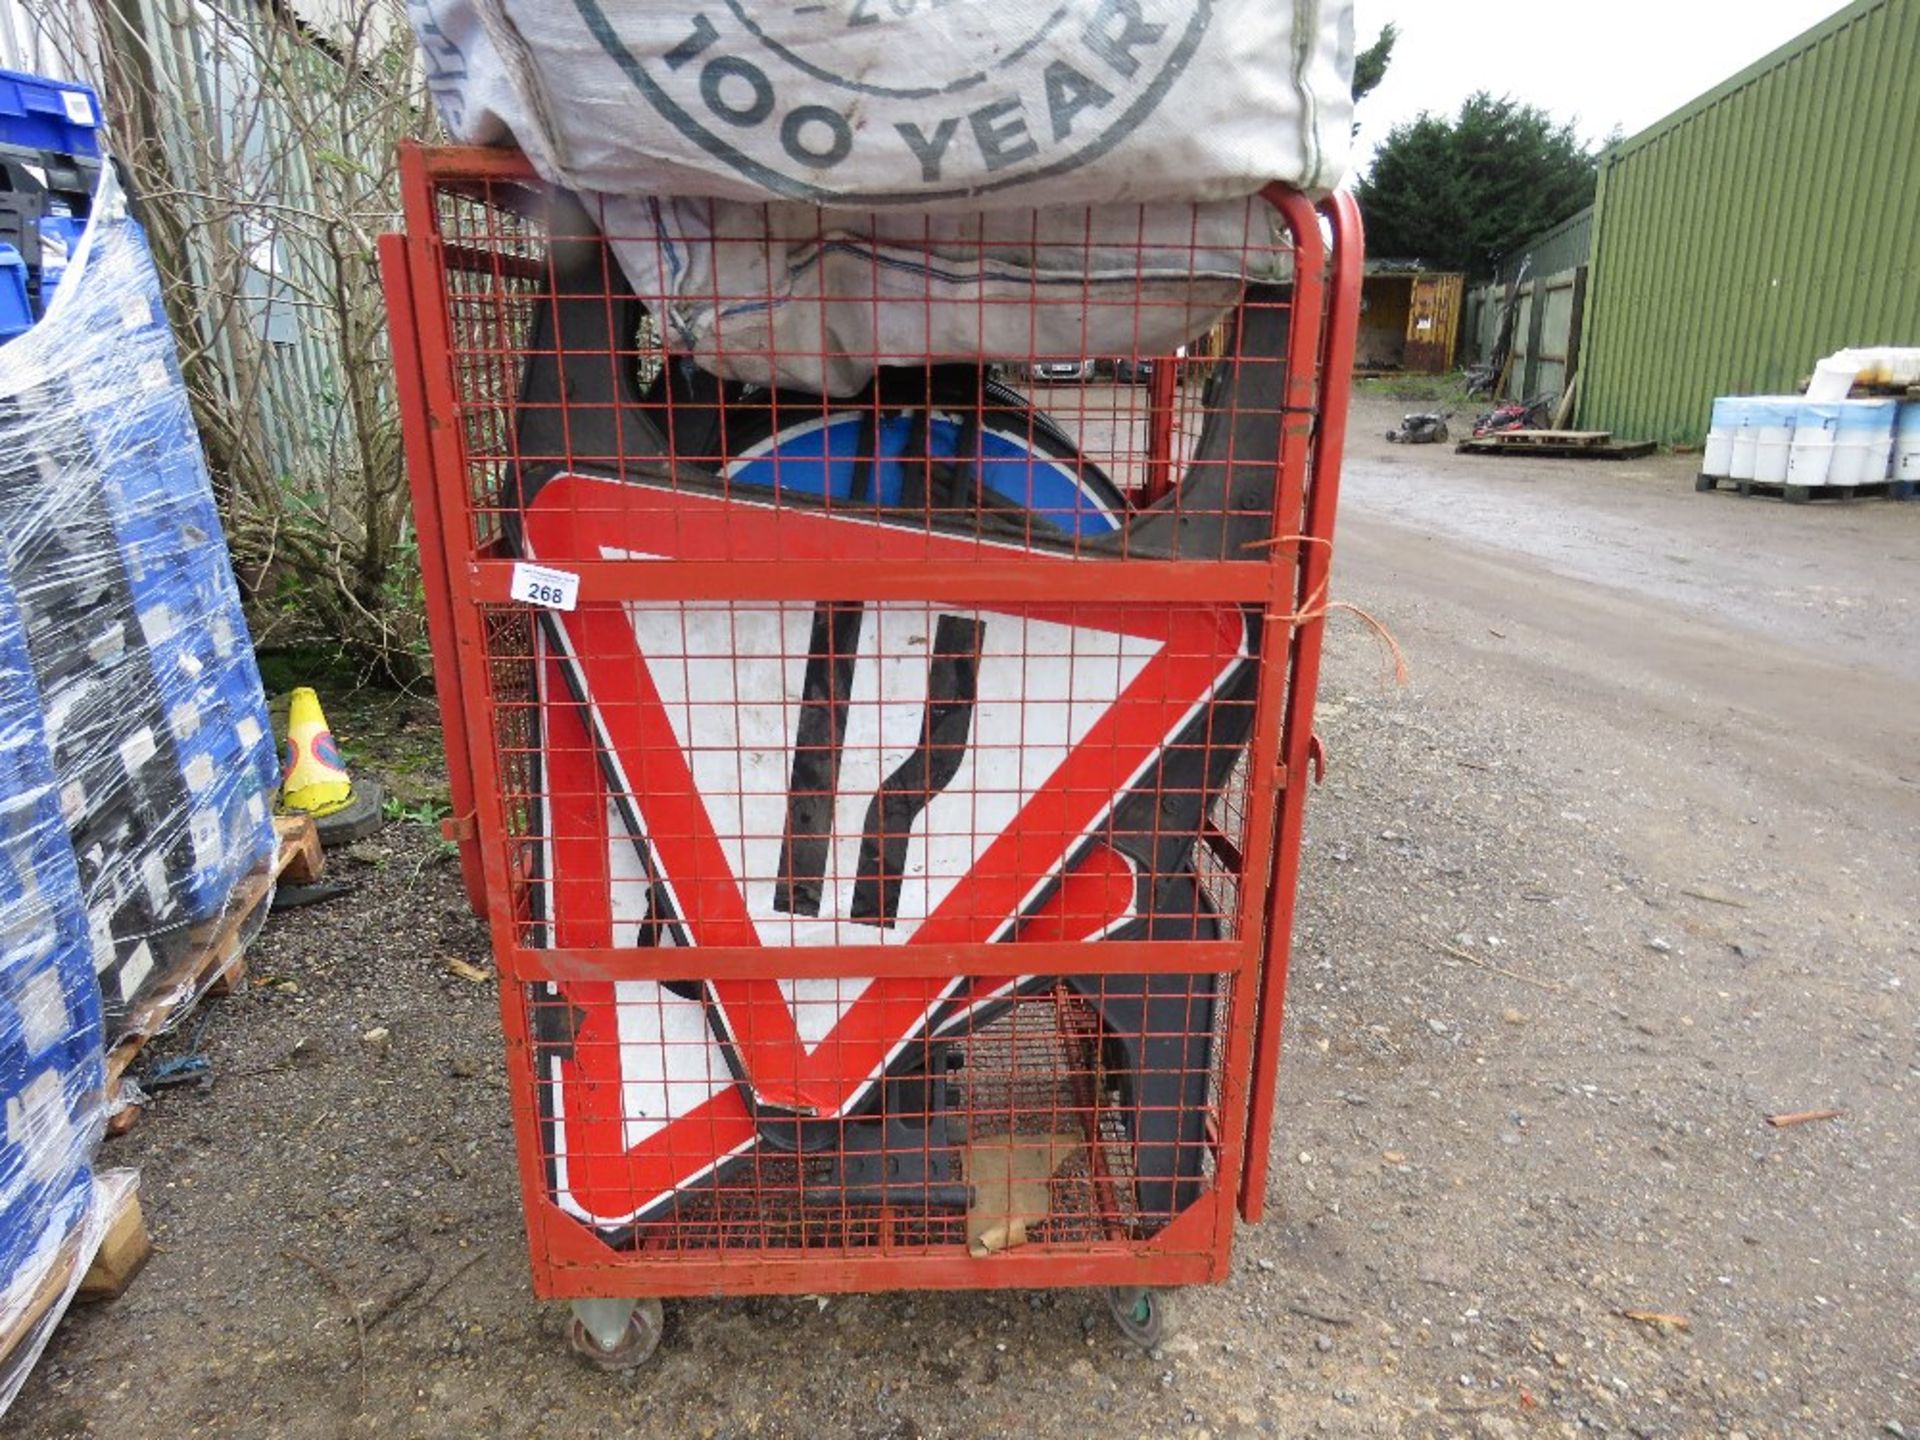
[40,0,435,683]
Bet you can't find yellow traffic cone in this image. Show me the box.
[280,686,354,817]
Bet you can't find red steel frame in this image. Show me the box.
[380,142,1363,1300]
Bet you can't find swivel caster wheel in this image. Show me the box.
[568,1296,664,1371]
[1105,1286,1174,1350]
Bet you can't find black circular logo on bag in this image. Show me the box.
[570,0,1212,203]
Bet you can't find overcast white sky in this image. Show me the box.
[1349,0,1854,171]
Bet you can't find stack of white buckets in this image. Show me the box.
[1701,395,1912,491]
[1702,349,1920,495]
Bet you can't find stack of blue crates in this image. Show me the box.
[0,67,100,319]
[1,363,204,1017]
[64,220,279,930]
[0,66,286,1396]
[0,549,102,1311]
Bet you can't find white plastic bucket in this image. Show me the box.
[1753,399,1797,484]
[1896,404,1920,484]
[1702,397,1740,478]
[1729,398,1764,480]
[1805,356,1858,402]
[1786,402,1840,487]
[1829,399,1898,485]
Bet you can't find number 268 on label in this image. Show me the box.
[509,562,581,612]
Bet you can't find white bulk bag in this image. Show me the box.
[594,192,1292,394]
[410,0,1356,209]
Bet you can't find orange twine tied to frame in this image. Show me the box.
[1243,533,1409,686]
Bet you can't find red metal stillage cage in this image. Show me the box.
[379,142,1361,1358]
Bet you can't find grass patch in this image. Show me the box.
[1354,372,1479,409]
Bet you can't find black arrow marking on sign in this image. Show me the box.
[774,602,866,917]
[850,614,985,928]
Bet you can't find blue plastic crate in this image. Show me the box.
[0,241,30,342]
[0,556,91,954]
[117,590,275,920]
[176,718,276,901]
[35,212,87,312]
[0,768,82,931]
[0,932,101,1298]
[0,68,101,160]
[121,517,227,611]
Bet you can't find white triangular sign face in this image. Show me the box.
[622,590,1160,950]
[603,807,734,1151]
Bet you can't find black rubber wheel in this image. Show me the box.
[305,775,386,848]
[568,1298,664,1371]
[1105,1287,1172,1350]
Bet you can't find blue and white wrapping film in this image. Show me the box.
[61,206,278,923]
[0,550,102,1348]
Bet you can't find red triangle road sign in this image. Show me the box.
[534,647,1151,1227]
[521,475,1249,1222]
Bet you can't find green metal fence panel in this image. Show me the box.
[1579,0,1920,444]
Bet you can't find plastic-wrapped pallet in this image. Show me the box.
[0,541,120,1415]
[62,192,281,929]
[0,168,280,1037]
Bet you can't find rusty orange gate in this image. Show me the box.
[380,142,1362,1365]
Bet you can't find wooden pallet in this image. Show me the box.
[103,815,325,1133]
[1469,428,1614,449]
[0,1173,151,1381]
[1695,474,1915,503]
[1458,430,1658,461]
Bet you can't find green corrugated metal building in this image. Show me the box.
[1578,0,1920,443]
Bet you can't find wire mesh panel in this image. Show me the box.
[384,145,1360,1298]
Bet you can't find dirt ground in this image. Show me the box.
[11,392,1917,1439]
